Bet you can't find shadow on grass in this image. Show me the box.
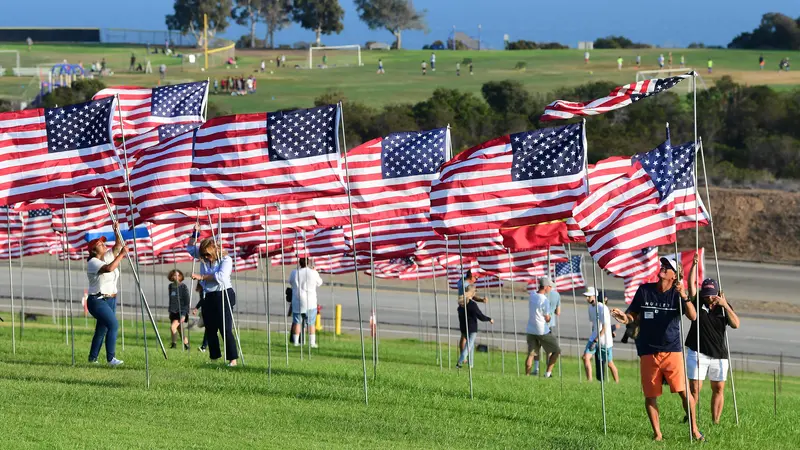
[0,371,127,389]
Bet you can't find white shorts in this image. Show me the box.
[686,348,729,382]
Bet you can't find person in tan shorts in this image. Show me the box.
[611,257,703,441]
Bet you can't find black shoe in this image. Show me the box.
[170,342,176,349]
[184,343,190,351]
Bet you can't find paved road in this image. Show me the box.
[1,257,798,376]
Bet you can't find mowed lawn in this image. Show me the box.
[2,43,800,112]
[0,322,796,449]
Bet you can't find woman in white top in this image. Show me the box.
[187,225,238,366]
[86,227,127,366]
[289,257,323,348]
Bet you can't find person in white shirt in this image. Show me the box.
[525,277,561,377]
[583,287,619,383]
[289,257,323,348]
[85,226,127,366]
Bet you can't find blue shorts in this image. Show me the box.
[584,341,613,361]
[292,308,317,326]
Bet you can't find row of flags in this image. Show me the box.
[0,72,706,300]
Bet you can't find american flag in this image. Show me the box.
[430,123,587,235]
[265,199,318,231]
[305,227,348,257]
[346,213,438,253]
[125,122,201,155]
[588,156,631,193]
[148,222,194,256]
[314,128,448,226]
[541,73,692,121]
[314,253,372,275]
[477,247,568,281]
[0,97,125,205]
[573,139,680,269]
[398,263,448,281]
[606,247,659,303]
[231,248,260,273]
[553,255,586,292]
[661,248,705,293]
[22,208,53,245]
[93,81,208,138]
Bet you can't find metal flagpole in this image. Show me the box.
[47,256,56,325]
[499,272,506,374]
[62,196,74,364]
[690,75,703,427]
[152,256,157,322]
[173,249,187,354]
[567,245,582,381]
[62,234,69,345]
[433,258,442,370]
[19,235,24,338]
[674,239,694,443]
[548,248,562,383]
[508,249,520,376]
[368,222,376,378]
[302,231,311,360]
[329,255,335,342]
[277,204,289,366]
[294,233,303,361]
[339,102,370,405]
[458,236,474,399]
[233,234,241,345]
[262,204,272,378]
[6,212,16,354]
[699,140,739,424]
[119,260,125,351]
[600,268,608,382]
[591,261,607,434]
[445,236,452,369]
[416,276,422,341]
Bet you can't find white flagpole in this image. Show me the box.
[432,257,442,370]
[6,211,16,355]
[507,249,520,376]
[674,239,694,443]
[499,271,506,374]
[329,255,335,343]
[62,196,74,364]
[591,261,607,435]
[339,101,369,405]
[262,204,272,378]
[369,222,377,378]
[567,245,582,381]
[47,255,56,325]
[18,234,24,338]
[445,236,452,369]
[278,204,289,366]
[458,235,474,399]
[699,140,739,424]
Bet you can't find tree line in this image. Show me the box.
[13,75,799,185]
[728,12,800,50]
[167,0,426,49]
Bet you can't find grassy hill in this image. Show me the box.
[2,43,800,112]
[0,323,797,448]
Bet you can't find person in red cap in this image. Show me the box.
[685,255,740,424]
[611,256,703,441]
[86,224,127,366]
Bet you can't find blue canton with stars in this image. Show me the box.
[632,139,696,200]
[44,97,113,153]
[555,255,582,277]
[510,123,584,181]
[151,81,207,118]
[157,123,200,142]
[628,75,689,103]
[28,208,51,218]
[267,105,338,161]
[381,128,447,179]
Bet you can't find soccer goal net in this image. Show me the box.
[0,50,20,76]
[635,68,708,91]
[308,45,362,69]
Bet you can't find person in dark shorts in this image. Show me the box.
[167,269,191,350]
[525,277,560,377]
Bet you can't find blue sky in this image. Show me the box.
[2,1,799,49]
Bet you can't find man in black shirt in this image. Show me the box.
[686,255,740,424]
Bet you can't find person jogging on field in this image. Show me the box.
[430,52,436,71]
[685,255,740,424]
[610,257,703,441]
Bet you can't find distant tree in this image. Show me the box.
[594,35,650,49]
[728,12,800,50]
[232,0,261,48]
[354,0,427,50]
[40,79,107,108]
[166,0,233,47]
[291,0,345,47]
[260,0,292,48]
[687,42,706,49]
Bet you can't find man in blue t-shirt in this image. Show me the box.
[611,257,703,442]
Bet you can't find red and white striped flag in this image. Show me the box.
[314,128,449,226]
[662,248,705,293]
[0,97,125,205]
[541,73,692,121]
[553,255,586,292]
[430,124,587,235]
[314,253,371,275]
[93,81,208,138]
[605,247,660,303]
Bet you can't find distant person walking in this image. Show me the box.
[167,269,190,350]
[260,59,266,72]
[469,61,474,75]
[583,51,590,64]
[85,227,126,367]
[281,54,286,67]
[707,58,713,74]
[582,287,619,383]
[658,54,665,69]
[159,63,167,81]
[617,56,623,70]
[129,53,136,72]
[145,59,152,74]
[26,36,33,51]
[759,54,765,70]
[525,277,561,377]
[377,59,384,74]
[421,60,427,75]
[289,257,323,348]
[610,257,703,441]
[430,52,436,71]
[636,54,641,68]
[456,285,493,369]
[668,52,673,68]
[685,256,741,424]
[680,55,685,68]
[456,62,461,76]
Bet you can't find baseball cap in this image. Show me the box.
[699,278,720,297]
[583,287,598,297]
[538,276,554,288]
[659,257,679,273]
[86,236,107,253]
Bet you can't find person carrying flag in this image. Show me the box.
[86,224,127,366]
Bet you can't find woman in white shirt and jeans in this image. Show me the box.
[289,257,323,348]
[187,225,238,366]
[86,227,127,366]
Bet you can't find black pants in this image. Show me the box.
[203,288,238,361]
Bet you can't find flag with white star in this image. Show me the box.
[542,72,693,121]
[0,97,125,205]
[314,127,450,226]
[430,124,587,236]
[93,80,208,138]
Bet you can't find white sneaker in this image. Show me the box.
[108,358,124,367]
[310,343,319,349]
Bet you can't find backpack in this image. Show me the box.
[285,287,292,303]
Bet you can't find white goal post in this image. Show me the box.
[636,68,708,91]
[0,50,20,76]
[308,45,362,69]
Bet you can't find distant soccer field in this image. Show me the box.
[0,323,797,448]
[1,43,800,112]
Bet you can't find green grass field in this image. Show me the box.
[0,322,796,449]
[2,43,800,112]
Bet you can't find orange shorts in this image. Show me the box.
[640,352,686,398]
